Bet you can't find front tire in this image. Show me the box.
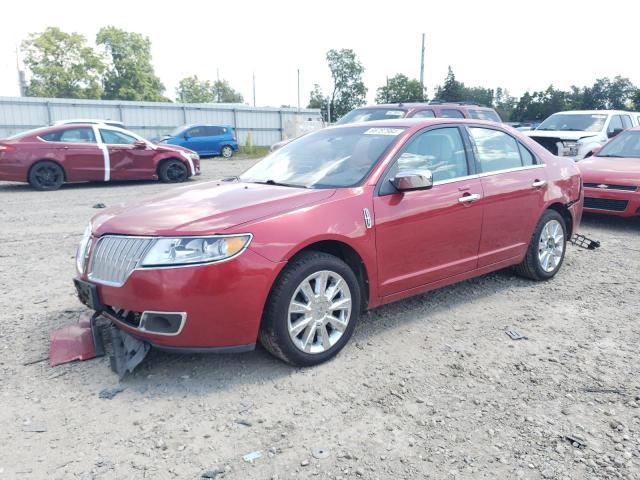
[515,209,567,281]
[221,145,234,159]
[28,161,64,191]
[158,159,188,183]
[259,251,361,367]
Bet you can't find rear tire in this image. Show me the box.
[158,159,188,183]
[221,145,234,159]
[259,251,361,367]
[28,161,64,191]
[515,209,567,281]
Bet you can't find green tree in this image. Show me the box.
[211,79,244,103]
[494,87,517,121]
[308,84,329,121]
[375,74,425,103]
[176,76,216,103]
[434,66,464,102]
[21,27,104,99]
[326,49,367,122]
[96,26,167,101]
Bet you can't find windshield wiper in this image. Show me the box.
[597,154,626,158]
[253,179,308,188]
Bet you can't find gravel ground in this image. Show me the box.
[0,157,639,480]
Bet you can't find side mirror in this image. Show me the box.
[391,169,433,191]
[133,140,147,149]
[607,128,624,139]
[183,133,190,140]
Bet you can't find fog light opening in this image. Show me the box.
[139,311,186,335]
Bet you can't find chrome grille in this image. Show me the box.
[88,236,153,287]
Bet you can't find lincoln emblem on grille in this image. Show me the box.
[596,184,609,189]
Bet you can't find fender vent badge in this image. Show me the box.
[363,208,373,229]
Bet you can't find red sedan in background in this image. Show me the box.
[0,123,200,190]
[579,127,640,217]
[73,119,582,370]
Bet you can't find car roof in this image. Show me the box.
[54,119,124,125]
[551,110,639,115]
[181,123,233,128]
[326,117,503,129]
[360,102,495,111]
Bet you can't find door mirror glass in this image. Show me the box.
[392,169,433,191]
[133,140,147,149]
[607,128,624,139]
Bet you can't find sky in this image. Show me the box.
[1,0,639,108]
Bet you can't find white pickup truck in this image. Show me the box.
[525,110,640,160]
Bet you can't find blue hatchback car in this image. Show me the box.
[160,124,238,158]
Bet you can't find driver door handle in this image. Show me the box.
[458,193,481,203]
[532,179,547,188]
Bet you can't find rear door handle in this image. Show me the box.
[532,179,547,188]
[458,193,481,203]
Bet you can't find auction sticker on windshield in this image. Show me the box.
[364,127,405,136]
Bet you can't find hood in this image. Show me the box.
[154,143,193,154]
[525,130,601,141]
[92,181,336,236]
[578,156,640,185]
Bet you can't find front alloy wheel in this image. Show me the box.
[259,251,361,366]
[287,270,352,354]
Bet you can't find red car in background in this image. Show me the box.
[74,118,582,370]
[579,126,640,217]
[0,124,200,190]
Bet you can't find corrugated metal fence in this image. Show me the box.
[0,96,322,146]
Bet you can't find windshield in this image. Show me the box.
[336,108,406,125]
[170,125,187,136]
[598,130,640,158]
[7,127,51,140]
[240,126,406,188]
[536,113,606,132]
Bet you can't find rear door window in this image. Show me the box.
[621,115,632,129]
[468,127,523,173]
[412,109,436,118]
[43,127,96,143]
[440,109,465,119]
[469,109,501,122]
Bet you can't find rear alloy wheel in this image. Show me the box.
[221,145,234,159]
[515,209,567,281]
[259,251,361,366]
[158,159,188,183]
[28,161,64,191]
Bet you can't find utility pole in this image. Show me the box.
[297,69,300,111]
[252,72,256,107]
[420,33,425,97]
[16,45,26,97]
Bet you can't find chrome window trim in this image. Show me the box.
[87,233,254,287]
[428,164,546,186]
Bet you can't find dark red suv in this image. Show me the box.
[0,124,200,190]
[74,118,582,369]
[336,101,502,124]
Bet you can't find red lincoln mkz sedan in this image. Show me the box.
[73,119,583,368]
[0,123,200,190]
[579,126,640,217]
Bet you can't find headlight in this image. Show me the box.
[76,225,92,273]
[561,141,578,156]
[140,235,251,267]
[188,152,199,160]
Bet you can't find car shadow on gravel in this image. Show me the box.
[0,178,199,193]
[101,268,532,395]
[580,213,640,234]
